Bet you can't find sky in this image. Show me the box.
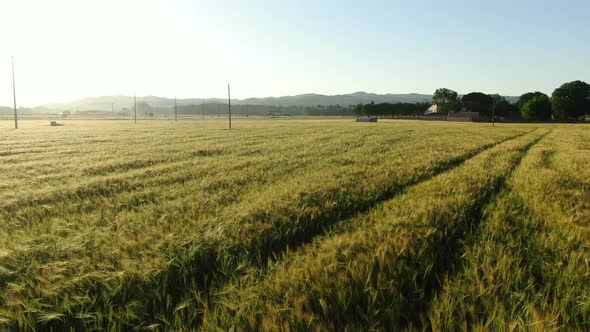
[1,0,589,107]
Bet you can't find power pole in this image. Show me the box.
[202,98,205,120]
[228,84,232,129]
[174,96,177,121]
[492,99,496,127]
[11,56,18,129]
[112,102,114,117]
[134,92,137,124]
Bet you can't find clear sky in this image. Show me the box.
[1,0,589,106]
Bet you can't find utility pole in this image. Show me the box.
[112,102,114,117]
[174,96,177,121]
[11,56,18,129]
[492,98,496,127]
[228,84,232,129]
[134,92,137,124]
[202,98,205,120]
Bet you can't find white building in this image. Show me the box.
[424,104,441,115]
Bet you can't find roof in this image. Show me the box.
[424,104,440,115]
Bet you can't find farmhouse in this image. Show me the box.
[424,104,440,115]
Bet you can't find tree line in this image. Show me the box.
[353,102,431,118]
[354,80,590,121]
[103,104,356,117]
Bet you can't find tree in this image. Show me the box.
[491,96,511,119]
[503,102,522,121]
[520,94,552,120]
[461,92,492,116]
[489,94,508,121]
[551,80,590,121]
[356,102,429,118]
[353,104,366,117]
[518,91,546,110]
[61,110,71,118]
[432,88,461,114]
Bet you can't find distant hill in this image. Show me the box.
[26,92,518,113]
[238,92,435,107]
[0,106,12,115]
[0,106,34,116]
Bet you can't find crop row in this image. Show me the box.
[200,129,548,331]
[426,127,590,330]
[0,123,528,329]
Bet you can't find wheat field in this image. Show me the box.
[0,119,588,330]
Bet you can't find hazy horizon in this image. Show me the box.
[2,0,589,107]
[0,91,435,109]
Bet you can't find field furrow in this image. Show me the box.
[0,120,533,330]
[0,127,347,205]
[199,129,548,331]
[424,127,590,330]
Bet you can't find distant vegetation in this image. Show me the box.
[551,80,590,120]
[518,92,552,121]
[178,103,356,117]
[352,80,589,122]
[355,80,590,122]
[37,92,436,111]
[353,101,430,117]
[3,81,586,122]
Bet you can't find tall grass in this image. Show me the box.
[425,127,590,330]
[1,119,578,330]
[201,129,549,330]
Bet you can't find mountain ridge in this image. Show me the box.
[16,92,519,113]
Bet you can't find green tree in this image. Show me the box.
[551,80,590,121]
[492,96,511,119]
[518,91,546,110]
[461,92,492,116]
[432,88,461,115]
[353,104,366,117]
[489,94,509,120]
[520,94,552,120]
[502,102,522,120]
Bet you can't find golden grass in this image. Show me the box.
[425,126,590,331]
[201,129,550,330]
[1,119,586,330]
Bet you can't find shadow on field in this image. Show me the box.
[5,131,538,330]
[137,131,535,330]
[246,132,533,268]
[402,130,550,330]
